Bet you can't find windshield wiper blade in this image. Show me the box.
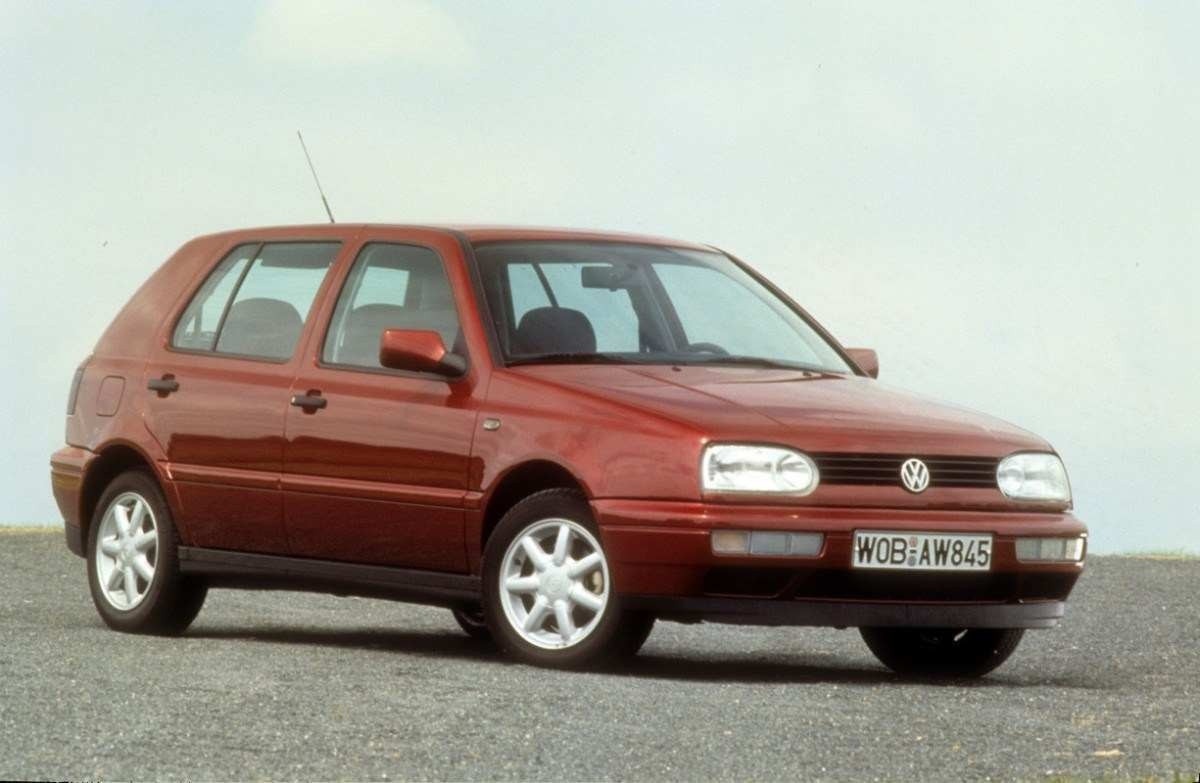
[681,355,825,372]
[507,352,629,366]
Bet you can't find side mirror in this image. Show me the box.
[379,329,466,377]
[845,347,879,379]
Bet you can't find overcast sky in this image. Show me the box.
[2,1,1196,552]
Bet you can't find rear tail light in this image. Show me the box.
[66,357,90,415]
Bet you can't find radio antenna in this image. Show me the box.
[296,130,335,223]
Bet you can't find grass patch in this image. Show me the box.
[1109,549,1199,561]
[0,524,61,534]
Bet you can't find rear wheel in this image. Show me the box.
[482,489,654,668]
[86,469,207,635]
[860,626,1024,678]
[450,604,493,642]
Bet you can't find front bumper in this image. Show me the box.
[595,499,1086,629]
[624,595,1066,629]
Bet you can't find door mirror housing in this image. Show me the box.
[846,347,879,379]
[379,329,466,377]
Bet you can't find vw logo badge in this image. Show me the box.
[900,458,931,493]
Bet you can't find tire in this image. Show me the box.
[482,488,653,668]
[450,604,494,642]
[86,469,207,635]
[860,626,1025,678]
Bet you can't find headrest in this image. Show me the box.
[217,298,303,360]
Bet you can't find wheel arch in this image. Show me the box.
[79,441,164,546]
[479,459,589,553]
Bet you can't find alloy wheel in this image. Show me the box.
[498,518,610,650]
[94,492,159,611]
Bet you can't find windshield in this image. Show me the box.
[472,241,853,373]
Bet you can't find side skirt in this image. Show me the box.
[177,547,481,608]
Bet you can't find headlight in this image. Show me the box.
[996,452,1071,502]
[701,444,819,495]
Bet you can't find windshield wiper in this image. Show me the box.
[508,352,831,372]
[507,352,631,367]
[680,355,827,372]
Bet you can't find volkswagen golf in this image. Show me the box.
[50,224,1086,677]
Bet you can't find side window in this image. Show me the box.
[214,242,340,360]
[323,244,461,369]
[171,244,256,351]
[172,241,339,360]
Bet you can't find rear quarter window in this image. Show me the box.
[171,244,256,351]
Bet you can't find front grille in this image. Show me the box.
[813,453,999,489]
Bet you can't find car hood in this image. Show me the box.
[510,364,1049,456]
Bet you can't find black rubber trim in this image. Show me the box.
[451,231,507,367]
[622,596,1066,629]
[178,547,481,607]
[64,524,84,558]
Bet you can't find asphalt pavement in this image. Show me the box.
[1,529,1195,781]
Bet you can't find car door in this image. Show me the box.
[142,239,342,554]
[282,235,481,571]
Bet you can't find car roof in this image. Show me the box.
[193,223,713,251]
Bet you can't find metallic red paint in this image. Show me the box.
[51,223,1087,625]
[378,329,454,374]
[845,347,879,379]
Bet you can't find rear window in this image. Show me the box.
[172,242,340,361]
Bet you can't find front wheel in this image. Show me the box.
[482,489,653,668]
[860,626,1025,678]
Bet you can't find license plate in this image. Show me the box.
[852,531,993,571]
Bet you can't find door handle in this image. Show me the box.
[147,375,179,395]
[290,392,327,411]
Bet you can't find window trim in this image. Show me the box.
[454,233,506,367]
[166,239,342,365]
[315,240,471,382]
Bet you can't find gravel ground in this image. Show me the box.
[0,529,1195,781]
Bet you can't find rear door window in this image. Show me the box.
[172,241,340,361]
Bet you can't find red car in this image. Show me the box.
[51,224,1086,677]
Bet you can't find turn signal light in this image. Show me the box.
[1014,536,1086,563]
[711,530,823,557]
